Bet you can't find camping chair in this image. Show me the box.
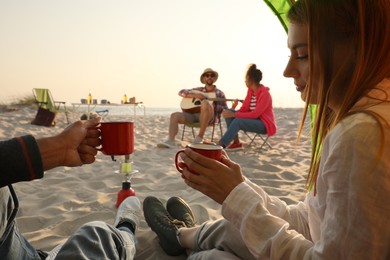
[32,88,69,124]
[128,97,146,118]
[243,131,272,151]
[80,109,109,120]
[181,113,223,143]
[96,109,109,118]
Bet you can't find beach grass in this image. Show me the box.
[0,95,36,112]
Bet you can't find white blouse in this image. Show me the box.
[222,79,390,259]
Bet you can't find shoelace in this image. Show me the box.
[181,213,196,227]
[153,214,185,231]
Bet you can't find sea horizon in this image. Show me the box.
[69,104,304,117]
[69,104,179,116]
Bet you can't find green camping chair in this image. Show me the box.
[32,88,69,124]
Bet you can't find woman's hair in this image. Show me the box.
[246,64,263,84]
[288,0,390,193]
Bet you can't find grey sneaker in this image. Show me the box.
[193,136,203,144]
[157,140,176,148]
[114,196,141,232]
[143,196,186,256]
[166,197,195,228]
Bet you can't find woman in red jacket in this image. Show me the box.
[219,64,277,150]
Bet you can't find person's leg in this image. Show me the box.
[159,112,198,147]
[168,112,187,141]
[144,196,254,259]
[223,116,240,146]
[224,116,234,129]
[189,219,256,260]
[177,226,199,249]
[175,219,255,259]
[197,101,213,140]
[54,221,136,260]
[220,118,266,147]
[53,196,141,260]
[187,249,243,260]
[0,186,41,260]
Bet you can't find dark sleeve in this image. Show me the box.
[0,135,44,188]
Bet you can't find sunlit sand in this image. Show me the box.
[1,105,311,259]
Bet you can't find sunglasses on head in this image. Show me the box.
[204,73,215,78]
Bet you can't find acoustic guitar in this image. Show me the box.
[180,90,242,113]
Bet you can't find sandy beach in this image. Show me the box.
[1,105,311,259]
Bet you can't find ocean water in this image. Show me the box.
[143,107,178,116]
[70,104,178,116]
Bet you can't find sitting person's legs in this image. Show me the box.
[0,186,42,260]
[54,196,140,260]
[168,112,187,141]
[54,221,136,259]
[220,118,266,147]
[196,101,214,143]
[157,112,200,148]
[187,248,243,260]
[220,109,241,148]
[157,103,213,146]
[143,196,255,259]
[184,219,255,260]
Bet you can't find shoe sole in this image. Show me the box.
[166,197,195,228]
[157,143,172,148]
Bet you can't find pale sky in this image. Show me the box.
[0,0,304,108]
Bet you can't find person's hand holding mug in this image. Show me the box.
[37,118,101,170]
[175,143,245,204]
[175,143,223,174]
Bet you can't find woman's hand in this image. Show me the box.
[180,148,245,204]
[231,99,239,109]
[222,109,236,118]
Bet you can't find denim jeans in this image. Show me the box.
[0,186,136,260]
[0,186,41,260]
[220,112,267,147]
[54,221,136,259]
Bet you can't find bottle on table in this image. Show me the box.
[123,91,128,104]
[87,91,92,105]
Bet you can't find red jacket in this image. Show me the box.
[235,85,277,136]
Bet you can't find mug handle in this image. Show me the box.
[175,150,186,173]
[94,125,105,154]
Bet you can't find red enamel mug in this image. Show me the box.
[98,121,134,156]
[175,143,223,174]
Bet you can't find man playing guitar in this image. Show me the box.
[157,68,228,148]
